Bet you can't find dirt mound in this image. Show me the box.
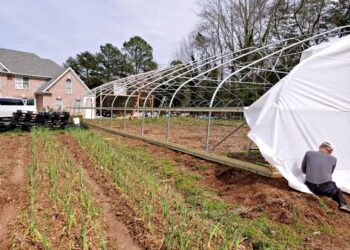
[204,166,350,249]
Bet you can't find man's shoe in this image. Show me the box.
[339,204,350,213]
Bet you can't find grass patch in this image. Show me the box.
[196,164,209,171]
[316,196,329,210]
[1,128,23,136]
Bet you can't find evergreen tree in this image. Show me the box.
[63,56,81,75]
[76,51,101,88]
[327,0,350,30]
[96,43,128,82]
[64,36,158,88]
[122,36,158,74]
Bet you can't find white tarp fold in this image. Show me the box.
[244,36,350,194]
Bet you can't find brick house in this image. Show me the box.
[0,48,90,112]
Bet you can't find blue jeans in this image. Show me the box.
[306,181,346,206]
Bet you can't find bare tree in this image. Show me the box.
[197,0,275,50]
[174,34,196,63]
[174,0,336,67]
[292,0,329,37]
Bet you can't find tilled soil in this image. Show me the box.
[2,129,350,249]
[58,134,161,249]
[92,119,253,156]
[0,134,30,248]
[1,132,157,249]
[95,129,350,250]
[203,167,350,249]
[80,167,140,250]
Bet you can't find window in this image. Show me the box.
[74,99,81,108]
[15,77,22,89]
[23,77,29,88]
[26,99,35,106]
[15,76,30,89]
[65,79,72,94]
[0,98,24,105]
[55,98,63,111]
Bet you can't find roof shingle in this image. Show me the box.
[0,48,63,77]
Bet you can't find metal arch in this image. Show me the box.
[95,71,156,111]
[109,67,174,112]
[77,26,350,113]
[137,50,254,135]
[141,47,255,112]
[121,51,240,132]
[166,41,289,110]
[101,48,249,114]
[165,75,230,108]
[94,70,159,101]
[96,70,156,92]
[122,63,190,110]
[72,71,151,110]
[159,85,219,108]
[141,38,308,141]
[68,26,350,157]
[119,66,191,130]
[120,67,185,121]
[208,26,350,109]
[130,60,212,110]
[74,72,155,120]
[203,25,350,150]
[163,40,297,141]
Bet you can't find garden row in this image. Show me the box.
[5,128,340,249]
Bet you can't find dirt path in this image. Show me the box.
[0,134,29,248]
[58,134,160,249]
[81,167,140,250]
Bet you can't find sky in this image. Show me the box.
[0,0,199,67]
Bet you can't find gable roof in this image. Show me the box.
[0,48,62,78]
[36,68,90,93]
[0,48,89,93]
[36,68,66,92]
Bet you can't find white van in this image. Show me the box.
[0,97,37,117]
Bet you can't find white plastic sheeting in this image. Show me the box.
[244,35,350,194]
[299,36,340,62]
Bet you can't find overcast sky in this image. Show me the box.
[0,0,199,67]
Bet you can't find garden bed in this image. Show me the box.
[0,128,349,249]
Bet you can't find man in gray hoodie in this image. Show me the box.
[302,142,350,212]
